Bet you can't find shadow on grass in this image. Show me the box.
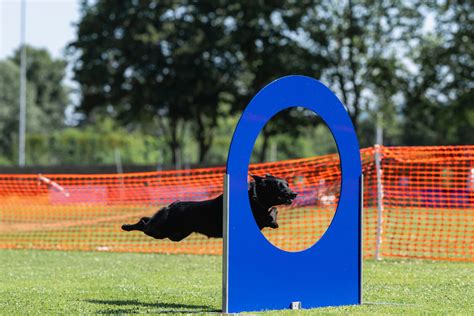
[86,299,221,314]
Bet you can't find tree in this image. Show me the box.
[302,0,423,143]
[228,0,423,152]
[70,1,238,164]
[0,60,34,163]
[0,46,69,165]
[0,60,19,162]
[70,1,333,164]
[11,45,69,132]
[223,1,327,161]
[402,0,473,145]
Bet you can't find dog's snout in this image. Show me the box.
[290,192,298,199]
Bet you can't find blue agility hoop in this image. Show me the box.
[223,75,362,313]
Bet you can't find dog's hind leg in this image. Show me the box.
[121,216,150,232]
[140,216,151,224]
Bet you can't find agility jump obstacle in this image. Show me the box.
[223,75,363,313]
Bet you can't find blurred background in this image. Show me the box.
[1,4,473,305]
[0,0,472,172]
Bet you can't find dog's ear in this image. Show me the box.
[250,174,266,186]
[250,174,264,181]
[266,174,280,181]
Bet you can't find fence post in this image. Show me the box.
[374,144,384,260]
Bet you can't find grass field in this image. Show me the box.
[1,249,473,314]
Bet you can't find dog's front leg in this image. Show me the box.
[268,207,279,229]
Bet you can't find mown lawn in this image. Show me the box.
[0,249,472,314]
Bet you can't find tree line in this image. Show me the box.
[0,0,472,167]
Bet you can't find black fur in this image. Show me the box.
[121,174,297,242]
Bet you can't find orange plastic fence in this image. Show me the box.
[0,146,472,261]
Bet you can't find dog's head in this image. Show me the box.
[250,174,298,207]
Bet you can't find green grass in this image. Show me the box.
[1,250,473,314]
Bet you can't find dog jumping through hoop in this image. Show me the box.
[122,174,298,242]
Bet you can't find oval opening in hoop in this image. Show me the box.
[248,107,341,252]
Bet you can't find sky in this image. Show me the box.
[0,0,80,59]
[0,0,436,60]
[1,0,82,124]
[0,0,81,89]
[0,0,435,86]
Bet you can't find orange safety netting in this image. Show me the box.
[0,145,473,261]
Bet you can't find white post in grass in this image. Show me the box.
[374,113,384,260]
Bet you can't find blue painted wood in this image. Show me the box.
[224,75,362,313]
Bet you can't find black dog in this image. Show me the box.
[121,174,297,242]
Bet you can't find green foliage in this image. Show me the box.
[0,60,21,162]
[1,2,472,167]
[0,155,12,165]
[70,1,240,163]
[2,109,338,167]
[1,250,473,314]
[69,1,325,163]
[0,46,69,165]
[303,0,424,135]
[204,104,239,165]
[402,1,474,145]
[252,113,338,163]
[11,45,69,132]
[223,2,322,104]
[0,60,38,162]
[21,118,165,166]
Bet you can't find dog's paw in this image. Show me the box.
[121,224,132,231]
[269,222,279,229]
[268,207,279,229]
